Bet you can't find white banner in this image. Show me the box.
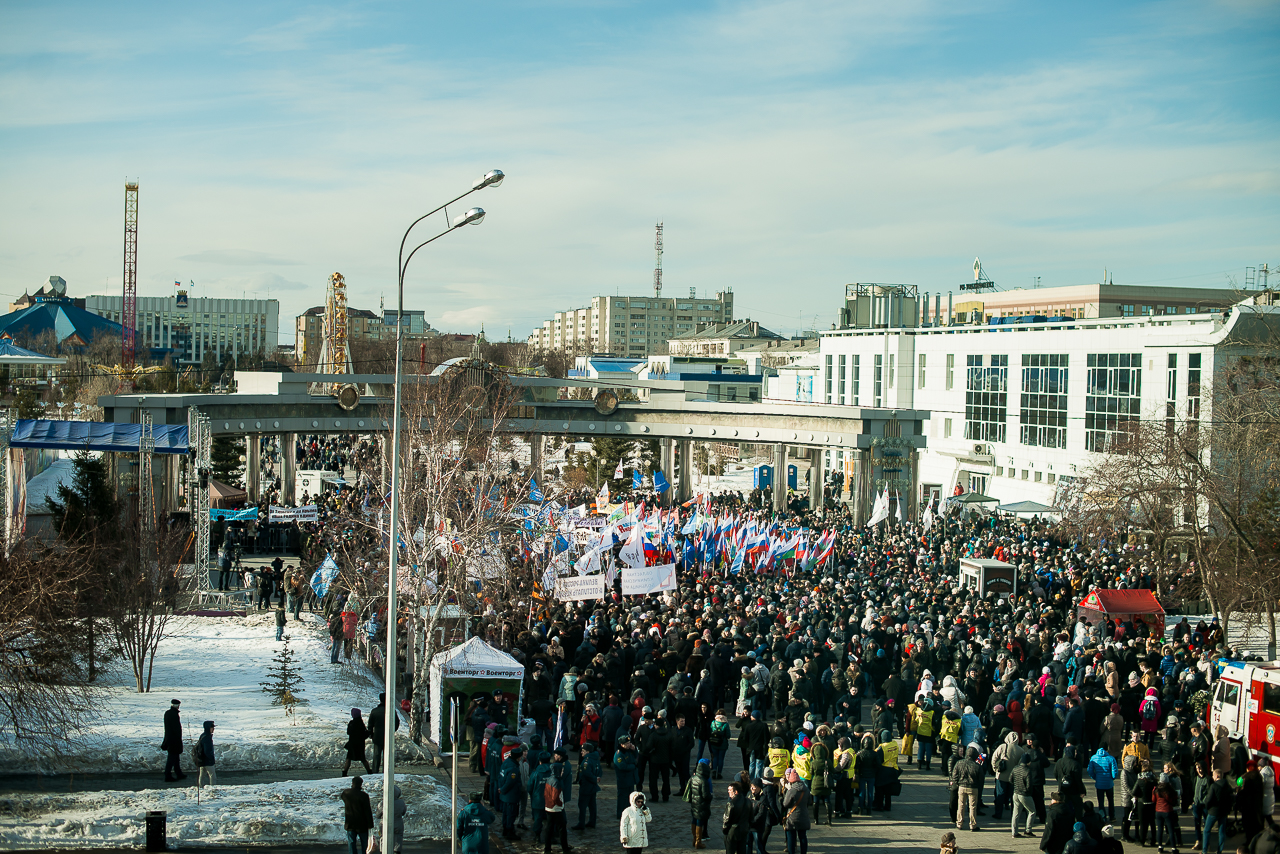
[621,563,678,596]
[269,505,319,522]
[555,574,607,601]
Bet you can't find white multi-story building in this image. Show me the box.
[528,290,734,357]
[770,282,1273,516]
[86,293,279,365]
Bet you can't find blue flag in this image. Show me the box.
[653,470,670,493]
[632,469,642,489]
[310,554,339,598]
[530,477,544,503]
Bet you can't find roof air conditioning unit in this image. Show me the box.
[973,443,991,455]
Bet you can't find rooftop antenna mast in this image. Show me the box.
[653,222,663,298]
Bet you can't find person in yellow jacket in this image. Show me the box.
[902,701,917,765]
[874,729,901,811]
[913,697,937,771]
[767,736,790,780]
[833,736,858,818]
[792,743,813,783]
[937,704,963,777]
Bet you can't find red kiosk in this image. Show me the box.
[1077,589,1166,638]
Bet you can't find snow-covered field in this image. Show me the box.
[0,611,424,776]
[0,773,451,849]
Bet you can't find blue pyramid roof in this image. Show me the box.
[0,300,124,348]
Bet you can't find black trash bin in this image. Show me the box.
[145,810,167,852]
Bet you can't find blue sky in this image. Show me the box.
[1,0,1277,340]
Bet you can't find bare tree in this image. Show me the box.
[104,521,192,692]
[324,356,534,742]
[0,538,100,759]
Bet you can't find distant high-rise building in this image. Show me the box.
[527,290,734,358]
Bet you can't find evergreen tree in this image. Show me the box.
[47,452,118,541]
[210,435,245,486]
[259,635,306,716]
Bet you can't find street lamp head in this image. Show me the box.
[452,207,486,228]
[473,169,505,190]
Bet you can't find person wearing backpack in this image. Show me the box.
[541,747,574,854]
[708,710,731,780]
[1139,689,1162,748]
[195,720,216,789]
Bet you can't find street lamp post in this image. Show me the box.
[382,170,503,851]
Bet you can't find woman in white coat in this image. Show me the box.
[619,791,652,854]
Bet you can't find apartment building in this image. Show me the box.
[528,290,734,358]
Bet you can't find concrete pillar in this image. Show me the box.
[677,439,693,504]
[808,448,823,511]
[281,433,297,505]
[665,440,675,507]
[529,433,544,487]
[852,448,867,525]
[772,443,787,511]
[247,436,260,502]
[909,449,919,522]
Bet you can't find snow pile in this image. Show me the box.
[0,773,451,849]
[0,612,425,775]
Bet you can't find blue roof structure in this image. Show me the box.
[11,419,190,454]
[0,301,125,348]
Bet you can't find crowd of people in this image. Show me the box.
[446,494,1278,854]
[196,436,1279,854]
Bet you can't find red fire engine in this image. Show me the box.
[1208,660,1280,759]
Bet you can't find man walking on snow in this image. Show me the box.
[160,698,186,782]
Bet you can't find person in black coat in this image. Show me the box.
[343,708,373,776]
[722,781,751,854]
[341,775,376,854]
[160,698,186,782]
[1041,790,1075,854]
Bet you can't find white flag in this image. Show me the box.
[597,482,610,510]
[618,517,645,569]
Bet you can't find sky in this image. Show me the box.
[1,0,1277,342]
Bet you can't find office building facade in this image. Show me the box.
[85,293,279,365]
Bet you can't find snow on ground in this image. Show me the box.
[0,773,451,849]
[0,611,423,775]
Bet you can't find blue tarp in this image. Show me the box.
[10,419,190,454]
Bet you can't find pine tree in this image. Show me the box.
[210,435,245,486]
[259,635,307,717]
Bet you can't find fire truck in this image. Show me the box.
[1207,660,1280,758]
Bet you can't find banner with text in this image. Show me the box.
[621,563,678,596]
[270,505,319,523]
[555,574,607,601]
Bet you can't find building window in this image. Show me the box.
[824,355,833,403]
[1187,352,1202,427]
[1021,469,1029,480]
[918,354,926,388]
[946,354,955,390]
[944,418,952,438]
[964,355,1008,443]
[1166,353,1178,436]
[1120,304,1135,317]
[996,466,1004,477]
[1048,472,1056,484]
[838,355,847,404]
[1035,470,1043,482]
[873,355,883,407]
[1019,354,1068,448]
[852,355,860,405]
[1085,353,1142,452]
[888,354,895,388]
